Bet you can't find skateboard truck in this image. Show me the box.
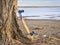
[30,31,35,36]
[18,10,24,19]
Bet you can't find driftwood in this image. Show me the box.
[0,0,31,45]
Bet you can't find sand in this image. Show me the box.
[18,19,60,45]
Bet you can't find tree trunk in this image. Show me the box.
[0,0,31,45]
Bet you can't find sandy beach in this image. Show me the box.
[18,19,60,45]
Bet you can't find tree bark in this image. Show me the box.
[0,0,31,45]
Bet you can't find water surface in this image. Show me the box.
[17,8,60,20]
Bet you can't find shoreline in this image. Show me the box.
[18,19,60,21]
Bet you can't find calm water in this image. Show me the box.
[17,8,60,20]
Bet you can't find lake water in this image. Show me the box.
[17,8,60,20]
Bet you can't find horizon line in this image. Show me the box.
[18,6,60,8]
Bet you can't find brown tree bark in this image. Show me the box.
[0,0,31,45]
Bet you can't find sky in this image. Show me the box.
[17,0,60,20]
[18,0,60,6]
